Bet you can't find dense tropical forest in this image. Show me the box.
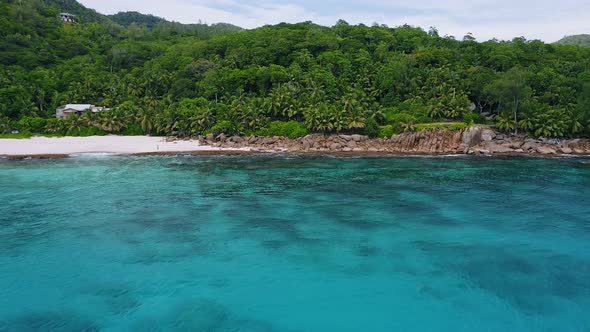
[556,34,590,48]
[1,0,590,139]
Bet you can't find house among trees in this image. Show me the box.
[59,13,76,23]
[56,104,109,119]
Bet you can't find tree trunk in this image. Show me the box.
[513,97,519,135]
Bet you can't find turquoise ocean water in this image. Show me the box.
[1,155,589,331]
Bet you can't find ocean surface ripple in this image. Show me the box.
[1,156,589,331]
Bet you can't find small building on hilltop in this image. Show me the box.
[56,104,109,119]
[59,13,76,23]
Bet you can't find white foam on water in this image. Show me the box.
[69,152,120,158]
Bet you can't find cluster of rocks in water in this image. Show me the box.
[197,127,590,156]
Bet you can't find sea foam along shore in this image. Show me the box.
[0,136,249,158]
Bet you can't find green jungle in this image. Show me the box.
[1,0,590,139]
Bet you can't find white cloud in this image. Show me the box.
[78,0,590,42]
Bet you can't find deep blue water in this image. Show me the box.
[1,155,590,332]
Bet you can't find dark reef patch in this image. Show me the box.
[0,311,99,332]
[132,298,279,332]
[413,240,590,315]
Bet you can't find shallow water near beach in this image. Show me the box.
[1,155,589,331]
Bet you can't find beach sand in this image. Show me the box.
[0,136,247,157]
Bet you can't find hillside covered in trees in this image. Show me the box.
[108,11,168,30]
[1,0,590,138]
[556,34,590,47]
[108,11,242,34]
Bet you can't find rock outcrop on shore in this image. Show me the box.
[198,126,590,155]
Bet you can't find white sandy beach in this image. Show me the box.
[0,136,244,156]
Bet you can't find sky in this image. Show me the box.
[78,0,589,42]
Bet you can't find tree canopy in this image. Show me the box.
[556,34,590,47]
[1,0,590,138]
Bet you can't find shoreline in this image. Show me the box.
[0,135,248,159]
[2,149,589,161]
[1,131,590,160]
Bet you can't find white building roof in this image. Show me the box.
[64,104,93,111]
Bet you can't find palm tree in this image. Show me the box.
[443,95,469,119]
[65,116,84,134]
[127,79,144,98]
[31,86,46,114]
[368,104,385,124]
[303,106,321,132]
[246,103,270,130]
[534,113,556,137]
[533,110,566,138]
[157,111,182,136]
[401,121,416,133]
[304,102,335,132]
[136,108,155,135]
[496,113,515,133]
[347,111,366,130]
[566,109,585,136]
[331,109,347,133]
[304,79,326,105]
[339,89,369,131]
[175,117,192,138]
[0,117,13,134]
[98,111,125,133]
[269,86,289,118]
[269,84,301,120]
[80,111,97,128]
[44,118,65,134]
[153,113,170,136]
[143,96,160,111]
[426,102,444,119]
[518,113,534,134]
[188,106,215,135]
